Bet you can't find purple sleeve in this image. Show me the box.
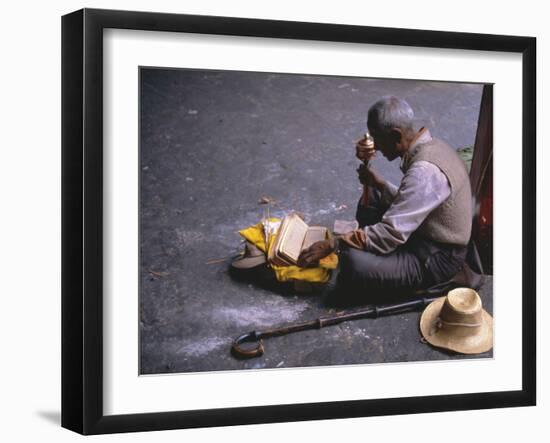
[364,161,451,254]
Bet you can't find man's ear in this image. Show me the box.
[390,128,403,145]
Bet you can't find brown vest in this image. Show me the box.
[402,138,472,246]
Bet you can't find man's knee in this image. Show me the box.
[339,247,378,285]
[338,246,425,297]
[337,248,393,302]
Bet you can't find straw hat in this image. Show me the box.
[420,288,493,354]
[231,242,266,269]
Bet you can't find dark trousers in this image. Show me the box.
[336,188,467,301]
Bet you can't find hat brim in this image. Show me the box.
[420,296,493,355]
[231,254,266,269]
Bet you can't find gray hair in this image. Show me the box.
[367,96,414,132]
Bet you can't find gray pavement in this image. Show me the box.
[139,68,489,374]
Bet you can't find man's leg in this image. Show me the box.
[336,245,426,302]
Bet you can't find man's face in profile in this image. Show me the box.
[368,125,399,161]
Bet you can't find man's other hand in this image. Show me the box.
[356,137,376,162]
[341,229,367,250]
[297,240,335,268]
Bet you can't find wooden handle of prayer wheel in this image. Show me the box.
[361,182,369,207]
[359,133,372,207]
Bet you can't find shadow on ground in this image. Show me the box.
[36,410,60,426]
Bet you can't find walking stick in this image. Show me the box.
[231,297,439,359]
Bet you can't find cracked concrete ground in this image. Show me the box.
[139,68,490,374]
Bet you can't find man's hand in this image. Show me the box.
[357,164,386,191]
[297,239,335,268]
[341,229,367,250]
[356,137,376,162]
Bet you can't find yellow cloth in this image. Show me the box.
[238,218,338,283]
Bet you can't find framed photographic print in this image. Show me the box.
[62,8,536,435]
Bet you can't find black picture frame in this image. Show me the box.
[61,8,536,435]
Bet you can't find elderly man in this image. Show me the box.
[298,96,472,298]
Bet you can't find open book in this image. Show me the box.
[268,213,328,266]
